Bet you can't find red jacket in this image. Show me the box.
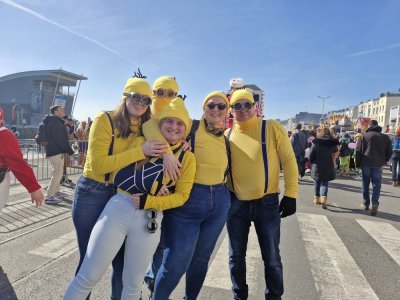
[0,126,41,193]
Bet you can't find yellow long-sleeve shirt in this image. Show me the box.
[142,118,228,185]
[226,115,298,200]
[83,112,146,183]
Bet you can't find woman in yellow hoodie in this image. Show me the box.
[70,76,168,299]
[65,98,196,300]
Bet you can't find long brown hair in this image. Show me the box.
[112,100,151,138]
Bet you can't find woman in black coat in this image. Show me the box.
[309,127,339,209]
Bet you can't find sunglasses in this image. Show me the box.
[124,92,152,106]
[206,103,227,111]
[153,88,177,99]
[231,101,254,112]
[145,209,158,233]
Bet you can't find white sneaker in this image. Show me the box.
[45,197,64,204]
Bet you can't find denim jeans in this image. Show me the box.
[391,155,400,181]
[361,165,383,207]
[71,176,123,300]
[227,193,282,300]
[66,193,162,300]
[153,183,231,300]
[314,180,328,197]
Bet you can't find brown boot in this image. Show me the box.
[321,196,328,209]
[392,181,398,187]
[313,196,321,205]
[361,203,369,210]
[371,205,378,216]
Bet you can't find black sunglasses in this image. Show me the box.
[124,92,152,106]
[206,103,227,111]
[145,209,158,233]
[231,101,254,112]
[153,88,177,99]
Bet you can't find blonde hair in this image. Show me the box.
[317,127,335,139]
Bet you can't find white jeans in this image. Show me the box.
[0,172,10,211]
[64,193,162,300]
[46,154,64,197]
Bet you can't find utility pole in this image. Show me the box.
[317,96,331,124]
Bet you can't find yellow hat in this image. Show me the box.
[122,77,152,101]
[230,88,254,106]
[153,76,179,93]
[159,97,190,137]
[202,91,229,109]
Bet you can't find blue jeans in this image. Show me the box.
[361,165,383,207]
[314,180,328,197]
[153,183,231,300]
[71,176,123,300]
[227,193,282,300]
[391,155,400,181]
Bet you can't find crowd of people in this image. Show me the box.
[1,72,400,299]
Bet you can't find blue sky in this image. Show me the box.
[1,0,399,121]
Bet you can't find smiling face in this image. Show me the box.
[160,117,186,145]
[231,99,256,122]
[204,96,228,126]
[125,95,150,119]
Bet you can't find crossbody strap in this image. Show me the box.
[261,120,268,193]
[104,112,115,183]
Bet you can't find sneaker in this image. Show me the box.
[55,191,68,197]
[371,205,378,216]
[361,203,369,210]
[45,197,64,204]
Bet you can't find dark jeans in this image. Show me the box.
[227,193,283,300]
[314,180,328,197]
[391,155,400,181]
[361,165,383,207]
[71,176,123,300]
[153,183,231,300]
[295,155,305,177]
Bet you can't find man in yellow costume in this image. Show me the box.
[226,88,298,300]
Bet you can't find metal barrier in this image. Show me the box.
[11,139,87,186]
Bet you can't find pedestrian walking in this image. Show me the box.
[225,88,298,299]
[309,127,339,208]
[338,133,352,176]
[64,97,195,300]
[152,92,231,300]
[43,105,75,204]
[0,106,44,209]
[391,128,400,186]
[355,120,392,216]
[290,123,307,179]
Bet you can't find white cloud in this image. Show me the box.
[348,42,400,57]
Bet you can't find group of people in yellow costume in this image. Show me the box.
[64,72,298,300]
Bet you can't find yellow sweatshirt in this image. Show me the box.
[139,142,196,211]
[142,118,228,185]
[83,111,146,183]
[226,115,298,200]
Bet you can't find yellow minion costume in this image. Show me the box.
[83,77,153,183]
[226,88,298,200]
[115,97,196,211]
[151,76,179,118]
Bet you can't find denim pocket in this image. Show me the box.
[261,193,279,207]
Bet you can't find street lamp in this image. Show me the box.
[317,96,331,123]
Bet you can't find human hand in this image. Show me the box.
[156,185,170,196]
[31,189,44,207]
[130,193,143,209]
[162,152,181,181]
[279,196,296,218]
[142,140,168,157]
[181,139,191,152]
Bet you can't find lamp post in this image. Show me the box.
[317,96,331,124]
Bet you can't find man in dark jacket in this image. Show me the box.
[44,105,74,204]
[355,120,392,216]
[290,123,307,178]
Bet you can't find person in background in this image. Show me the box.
[310,127,339,208]
[0,106,44,209]
[10,126,19,138]
[71,76,168,300]
[225,88,298,299]
[64,97,195,300]
[338,133,351,176]
[290,123,307,179]
[355,120,392,216]
[76,121,88,167]
[391,128,400,186]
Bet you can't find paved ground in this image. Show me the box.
[0,168,399,300]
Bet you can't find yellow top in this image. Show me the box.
[140,142,196,211]
[143,118,228,185]
[83,111,146,183]
[192,119,228,185]
[226,115,298,200]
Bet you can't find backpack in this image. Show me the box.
[35,122,48,146]
[339,139,349,153]
[393,137,400,151]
